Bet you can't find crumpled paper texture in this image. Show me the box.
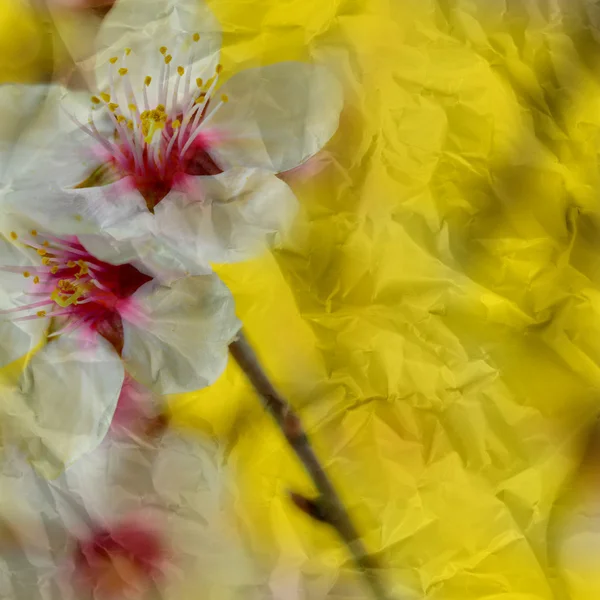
[4,0,600,598]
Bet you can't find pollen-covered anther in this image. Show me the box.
[91,96,101,105]
[109,56,119,64]
[75,37,230,206]
[33,276,40,284]
[37,249,46,256]
[30,230,37,236]
[36,310,46,318]
[23,271,30,278]
[9,232,17,240]
[221,94,229,103]
[125,47,132,56]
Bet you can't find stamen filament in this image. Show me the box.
[0,299,54,315]
[181,99,224,157]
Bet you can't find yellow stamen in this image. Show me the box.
[128,103,137,111]
[67,261,75,268]
[108,103,119,112]
[156,104,165,112]
[42,258,51,265]
[216,64,223,74]
[30,230,37,236]
[36,310,46,318]
[33,276,40,284]
[177,66,185,76]
[145,75,152,86]
[204,76,215,89]
[159,46,167,55]
[100,92,111,103]
[221,94,229,103]
[196,77,203,88]
[117,115,127,123]
[193,33,200,42]
[91,96,100,104]
[51,266,59,274]
[125,47,132,56]
[118,68,128,76]
[195,93,207,104]
[172,119,181,129]
[164,55,173,65]
[127,120,134,130]
[109,56,118,64]
[37,249,46,256]
[22,271,30,278]
[9,232,17,240]
[43,241,49,247]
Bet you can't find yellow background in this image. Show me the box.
[4,0,600,598]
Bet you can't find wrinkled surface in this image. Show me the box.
[5,0,600,599]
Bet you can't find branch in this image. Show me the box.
[229,331,393,600]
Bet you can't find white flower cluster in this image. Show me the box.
[0,0,342,473]
[0,0,342,596]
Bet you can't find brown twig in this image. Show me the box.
[229,331,393,600]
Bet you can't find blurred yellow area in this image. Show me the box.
[4,0,600,598]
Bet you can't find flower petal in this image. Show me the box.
[69,178,151,233]
[155,167,298,265]
[7,334,124,478]
[0,228,48,365]
[79,231,213,282]
[93,0,221,102]
[0,83,49,182]
[1,184,102,239]
[207,62,343,172]
[0,84,110,189]
[122,275,240,394]
[74,178,214,280]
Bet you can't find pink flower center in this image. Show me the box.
[72,37,225,211]
[1,231,151,351]
[73,520,167,598]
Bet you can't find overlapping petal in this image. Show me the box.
[207,61,344,173]
[122,274,240,394]
[0,84,112,189]
[3,334,124,478]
